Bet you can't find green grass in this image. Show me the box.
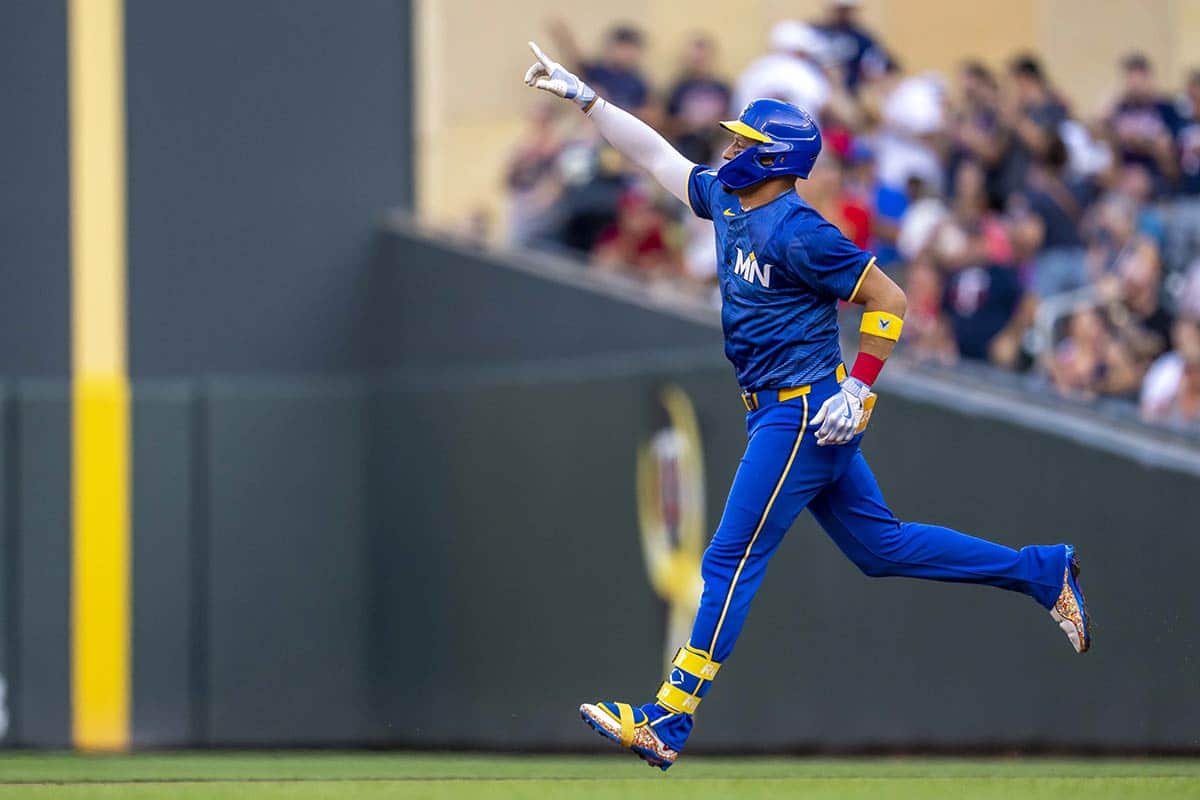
[0,752,1198,799]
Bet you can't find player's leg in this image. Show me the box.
[807,449,1090,651]
[687,416,828,663]
[580,400,828,768]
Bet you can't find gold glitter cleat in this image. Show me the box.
[579,702,679,770]
[1050,545,1091,653]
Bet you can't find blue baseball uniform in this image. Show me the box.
[638,167,1071,752]
[530,53,1091,772]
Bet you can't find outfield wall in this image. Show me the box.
[5,225,1200,749]
[366,231,1200,752]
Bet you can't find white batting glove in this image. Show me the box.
[812,377,874,446]
[523,41,596,109]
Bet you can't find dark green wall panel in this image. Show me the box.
[0,387,9,741]
[132,383,197,745]
[12,383,70,746]
[204,381,371,743]
[367,377,674,744]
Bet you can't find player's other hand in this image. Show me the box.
[812,377,874,446]
[524,41,596,109]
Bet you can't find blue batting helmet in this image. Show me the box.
[716,99,822,190]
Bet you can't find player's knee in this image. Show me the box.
[847,540,899,577]
[700,546,736,580]
[855,557,891,578]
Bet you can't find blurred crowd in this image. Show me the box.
[501,0,1200,432]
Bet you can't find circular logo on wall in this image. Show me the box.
[636,385,706,669]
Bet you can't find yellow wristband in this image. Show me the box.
[861,311,903,341]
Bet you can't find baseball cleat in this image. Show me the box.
[1050,544,1091,653]
[579,702,679,770]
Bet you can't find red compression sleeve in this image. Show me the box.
[850,352,885,386]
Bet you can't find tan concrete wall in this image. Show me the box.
[1036,0,1178,116]
[415,0,1200,231]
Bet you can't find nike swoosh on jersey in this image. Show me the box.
[723,208,735,217]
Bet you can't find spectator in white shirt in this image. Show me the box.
[733,21,831,118]
[1142,318,1200,425]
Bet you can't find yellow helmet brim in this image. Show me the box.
[718,119,773,143]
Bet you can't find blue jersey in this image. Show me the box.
[688,166,875,392]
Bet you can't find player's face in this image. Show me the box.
[722,134,755,161]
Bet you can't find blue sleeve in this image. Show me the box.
[687,166,719,221]
[786,218,876,301]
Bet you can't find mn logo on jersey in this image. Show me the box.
[733,248,772,288]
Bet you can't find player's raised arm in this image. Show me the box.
[812,264,908,446]
[523,41,695,206]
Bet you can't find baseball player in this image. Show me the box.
[523,41,1091,771]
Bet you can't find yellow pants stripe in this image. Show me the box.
[708,396,808,653]
[68,0,130,752]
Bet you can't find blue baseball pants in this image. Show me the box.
[689,370,1068,664]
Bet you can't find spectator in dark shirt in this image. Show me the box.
[1175,70,1200,196]
[1008,135,1089,296]
[665,35,732,165]
[942,260,1024,362]
[1099,240,1174,365]
[548,20,650,114]
[997,54,1069,199]
[949,61,1010,206]
[1166,70,1200,273]
[812,0,888,93]
[935,160,1027,363]
[1107,52,1180,189]
[551,144,632,256]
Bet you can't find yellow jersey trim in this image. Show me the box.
[847,256,876,303]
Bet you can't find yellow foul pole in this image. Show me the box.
[68,0,131,751]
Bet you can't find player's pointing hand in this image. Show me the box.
[523,41,596,109]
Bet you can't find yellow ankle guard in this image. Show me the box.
[656,646,721,714]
